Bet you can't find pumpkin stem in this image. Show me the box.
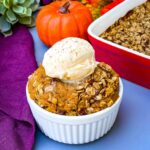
[59,1,70,14]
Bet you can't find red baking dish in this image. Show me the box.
[88,0,150,89]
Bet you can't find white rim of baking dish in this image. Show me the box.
[26,78,123,121]
[88,0,150,60]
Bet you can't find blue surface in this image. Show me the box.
[30,28,150,150]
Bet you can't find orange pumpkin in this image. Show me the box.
[36,1,93,46]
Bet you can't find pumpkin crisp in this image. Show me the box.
[100,1,150,56]
[28,62,119,116]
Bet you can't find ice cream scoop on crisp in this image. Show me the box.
[42,37,97,82]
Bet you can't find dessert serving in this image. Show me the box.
[26,37,123,144]
[28,38,119,116]
[100,1,150,56]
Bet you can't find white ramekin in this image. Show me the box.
[26,79,123,144]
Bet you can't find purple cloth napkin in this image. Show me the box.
[40,0,52,5]
[0,25,37,150]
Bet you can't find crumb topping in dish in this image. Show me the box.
[100,1,150,56]
[28,62,119,116]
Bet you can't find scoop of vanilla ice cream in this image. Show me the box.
[42,37,97,82]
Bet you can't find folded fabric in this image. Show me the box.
[0,25,37,150]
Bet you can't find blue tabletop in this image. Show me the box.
[30,28,150,150]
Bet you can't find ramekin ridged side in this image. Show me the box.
[26,79,123,144]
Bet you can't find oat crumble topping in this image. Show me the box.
[100,1,150,56]
[28,62,119,116]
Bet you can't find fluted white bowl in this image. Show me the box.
[26,79,123,144]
